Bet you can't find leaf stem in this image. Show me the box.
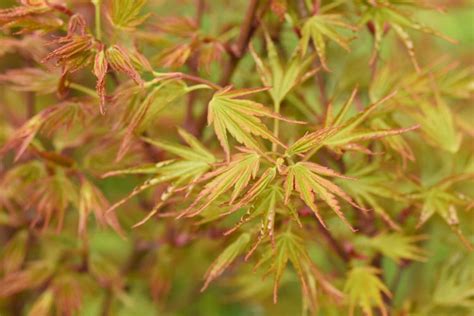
[272,100,281,152]
[153,72,222,90]
[68,82,98,98]
[93,0,102,41]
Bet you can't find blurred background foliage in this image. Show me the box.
[0,0,473,315]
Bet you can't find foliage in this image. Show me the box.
[0,0,472,315]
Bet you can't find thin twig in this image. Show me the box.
[155,72,222,90]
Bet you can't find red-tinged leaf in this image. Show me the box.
[302,161,355,179]
[67,14,86,36]
[116,79,187,161]
[43,35,96,73]
[94,45,108,114]
[153,16,197,37]
[270,0,287,21]
[231,167,277,207]
[29,171,78,232]
[106,45,143,85]
[155,43,192,68]
[27,290,54,316]
[327,125,420,146]
[0,261,55,297]
[285,162,361,231]
[181,153,260,218]
[0,67,59,94]
[78,177,124,237]
[2,230,28,274]
[286,127,340,156]
[51,273,84,315]
[1,102,84,161]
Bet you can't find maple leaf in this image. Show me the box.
[29,170,78,232]
[411,95,462,153]
[1,230,28,274]
[107,0,150,30]
[316,89,418,156]
[255,229,344,306]
[93,45,108,114]
[78,177,124,237]
[301,13,356,70]
[0,1,63,33]
[285,90,418,159]
[208,87,303,160]
[409,173,474,250]
[105,45,145,85]
[336,159,403,230]
[222,174,281,247]
[357,233,426,263]
[431,253,474,311]
[250,33,317,105]
[43,14,97,74]
[181,152,261,218]
[358,0,456,71]
[105,128,216,225]
[116,79,188,160]
[0,102,85,161]
[344,265,391,316]
[0,260,56,298]
[0,67,60,94]
[284,161,363,231]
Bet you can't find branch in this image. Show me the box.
[154,72,222,90]
[195,0,206,26]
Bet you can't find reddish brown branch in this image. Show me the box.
[195,0,206,26]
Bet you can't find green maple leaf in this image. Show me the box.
[322,89,418,151]
[251,32,317,105]
[412,95,462,153]
[344,265,391,316]
[208,87,302,160]
[108,0,150,30]
[409,173,474,249]
[286,89,418,159]
[301,13,356,70]
[357,233,426,263]
[357,0,455,71]
[256,229,343,307]
[104,128,215,225]
[336,159,402,230]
